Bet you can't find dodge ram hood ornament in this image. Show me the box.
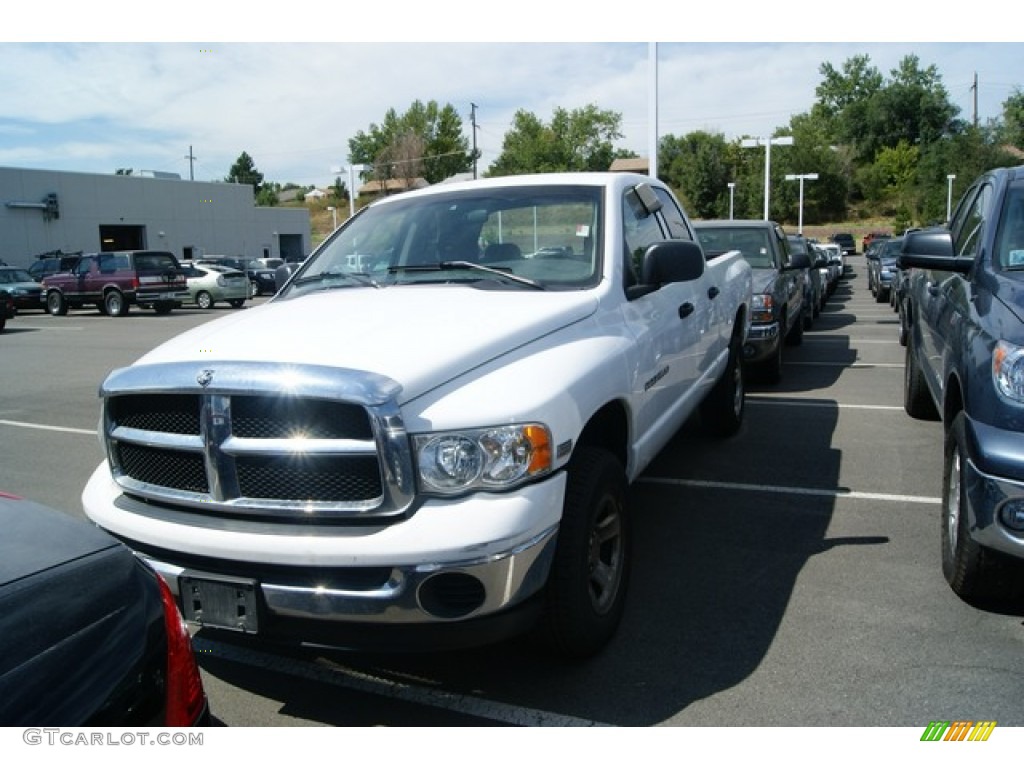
[196,369,214,388]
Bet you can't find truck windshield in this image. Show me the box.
[280,185,603,297]
[696,227,775,268]
[997,186,1024,270]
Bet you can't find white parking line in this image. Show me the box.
[747,397,904,411]
[786,361,904,368]
[806,338,901,344]
[193,636,610,727]
[7,324,84,331]
[638,476,940,505]
[0,419,96,435]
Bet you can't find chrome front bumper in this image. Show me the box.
[142,523,558,628]
[742,322,780,363]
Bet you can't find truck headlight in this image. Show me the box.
[993,340,1024,403]
[751,293,774,324]
[413,424,553,494]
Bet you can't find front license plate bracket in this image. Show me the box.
[180,573,259,633]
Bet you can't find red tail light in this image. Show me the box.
[156,574,207,726]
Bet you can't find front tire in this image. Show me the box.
[47,291,68,316]
[761,337,783,384]
[196,291,214,310]
[941,413,1024,603]
[104,290,127,317]
[699,331,745,437]
[543,446,630,659]
[785,310,803,346]
[903,336,939,420]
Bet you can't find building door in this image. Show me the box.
[99,225,146,251]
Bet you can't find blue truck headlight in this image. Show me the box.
[751,293,774,324]
[998,499,1024,533]
[993,341,1024,403]
[414,424,553,494]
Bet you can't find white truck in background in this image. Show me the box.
[83,172,752,659]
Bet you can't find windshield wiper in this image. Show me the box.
[388,261,545,290]
[292,270,381,289]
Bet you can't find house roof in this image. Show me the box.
[609,157,649,174]
[357,177,429,196]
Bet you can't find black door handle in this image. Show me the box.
[679,302,694,319]
[707,286,720,300]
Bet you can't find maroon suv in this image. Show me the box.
[42,250,188,316]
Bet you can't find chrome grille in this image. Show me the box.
[117,443,209,493]
[235,455,382,501]
[110,394,201,435]
[231,396,372,439]
[100,361,415,522]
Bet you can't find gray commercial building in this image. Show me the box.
[0,166,310,267]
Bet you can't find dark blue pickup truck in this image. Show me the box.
[899,165,1024,603]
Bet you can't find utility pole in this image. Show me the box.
[184,145,196,181]
[741,135,794,220]
[648,42,659,179]
[785,173,819,234]
[470,103,479,180]
[971,72,978,128]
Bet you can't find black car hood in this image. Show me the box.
[993,268,1024,326]
[751,268,783,294]
[0,495,165,726]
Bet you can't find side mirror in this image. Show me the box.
[626,240,705,300]
[897,229,971,275]
[640,240,705,285]
[785,251,811,271]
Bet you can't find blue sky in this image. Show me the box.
[2,5,1019,188]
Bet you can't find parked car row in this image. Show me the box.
[0,251,296,318]
[865,236,904,304]
[181,263,249,309]
[0,266,44,311]
[695,218,845,384]
[196,256,286,298]
[896,164,1024,605]
[0,289,12,332]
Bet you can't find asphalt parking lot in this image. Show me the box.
[1,260,1022,728]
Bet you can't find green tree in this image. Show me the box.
[331,175,348,203]
[349,100,472,185]
[772,112,850,225]
[488,104,624,176]
[812,54,962,167]
[226,151,265,194]
[659,131,732,219]
[999,87,1024,149]
[866,55,962,159]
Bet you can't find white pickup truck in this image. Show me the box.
[83,172,752,658]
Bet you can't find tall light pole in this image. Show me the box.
[741,135,794,220]
[333,163,370,219]
[946,174,956,222]
[327,206,337,231]
[727,182,736,220]
[348,163,368,218]
[785,173,819,234]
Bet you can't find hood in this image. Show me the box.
[133,285,599,403]
[750,267,783,294]
[993,268,1024,326]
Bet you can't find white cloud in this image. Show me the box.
[0,41,1019,186]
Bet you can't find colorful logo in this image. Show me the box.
[920,721,997,742]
